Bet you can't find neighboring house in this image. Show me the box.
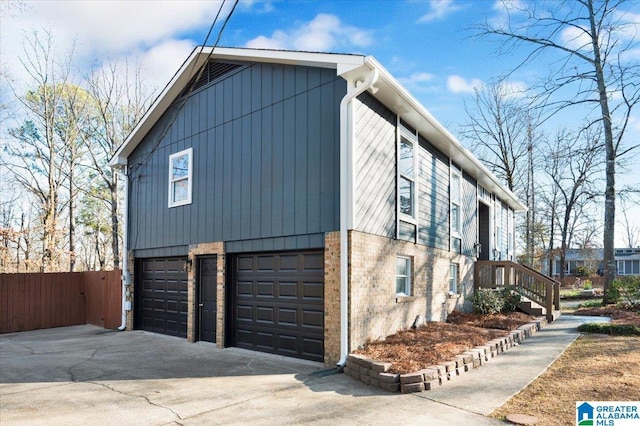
[109,47,525,366]
[546,248,640,277]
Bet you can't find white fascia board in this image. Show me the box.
[363,57,527,212]
[210,47,366,72]
[108,47,366,168]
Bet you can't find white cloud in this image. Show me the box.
[6,1,225,56]
[400,72,435,84]
[244,13,373,52]
[0,0,259,107]
[447,75,483,94]
[498,80,528,98]
[492,0,526,12]
[418,0,463,23]
[560,26,592,51]
[398,72,438,94]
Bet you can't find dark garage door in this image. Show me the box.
[135,257,188,338]
[230,251,324,362]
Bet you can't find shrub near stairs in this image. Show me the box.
[472,287,522,315]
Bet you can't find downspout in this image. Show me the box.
[118,163,130,331]
[337,65,378,366]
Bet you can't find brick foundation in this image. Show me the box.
[324,232,341,366]
[347,230,473,352]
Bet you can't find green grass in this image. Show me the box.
[577,323,640,336]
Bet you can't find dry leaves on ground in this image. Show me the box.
[574,305,640,325]
[355,311,534,374]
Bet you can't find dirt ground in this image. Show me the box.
[355,311,534,374]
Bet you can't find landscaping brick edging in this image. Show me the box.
[344,316,549,393]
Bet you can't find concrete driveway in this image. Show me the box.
[1,325,501,425]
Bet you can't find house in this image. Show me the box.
[109,47,525,366]
[546,248,640,277]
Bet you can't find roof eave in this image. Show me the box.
[362,57,527,212]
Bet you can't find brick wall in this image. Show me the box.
[324,232,341,365]
[126,251,135,330]
[348,230,473,352]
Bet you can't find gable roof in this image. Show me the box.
[109,46,526,211]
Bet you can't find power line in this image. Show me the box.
[131,0,239,177]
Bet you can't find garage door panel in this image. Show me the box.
[302,338,323,357]
[277,282,297,298]
[302,253,323,271]
[257,281,275,297]
[237,256,253,271]
[257,255,275,271]
[279,255,298,271]
[256,307,274,323]
[231,251,324,362]
[277,308,297,325]
[236,281,253,296]
[236,304,253,320]
[302,310,323,328]
[302,282,323,299]
[278,334,297,352]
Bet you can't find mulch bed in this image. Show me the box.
[574,305,640,325]
[355,311,534,374]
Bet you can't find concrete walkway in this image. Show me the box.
[417,314,611,416]
[0,315,609,425]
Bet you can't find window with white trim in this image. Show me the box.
[450,169,461,235]
[398,137,415,218]
[168,148,193,208]
[396,256,412,296]
[449,263,459,294]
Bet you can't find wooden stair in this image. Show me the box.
[517,295,562,321]
[475,260,561,322]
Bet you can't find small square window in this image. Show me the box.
[449,263,459,294]
[396,256,412,296]
[168,148,193,207]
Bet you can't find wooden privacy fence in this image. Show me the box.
[0,270,122,334]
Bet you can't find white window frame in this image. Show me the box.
[398,130,417,223]
[168,148,193,208]
[449,263,459,295]
[450,166,462,238]
[396,255,412,296]
[617,260,625,275]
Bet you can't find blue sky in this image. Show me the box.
[1,0,639,246]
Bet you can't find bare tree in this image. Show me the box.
[544,128,603,284]
[462,81,531,192]
[461,80,543,266]
[2,31,83,271]
[619,196,640,247]
[84,60,153,269]
[480,0,640,302]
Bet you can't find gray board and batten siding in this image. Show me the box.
[461,171,478,258]
[127,61,346,257]
[352,92,459,253]
[417,134,450,251]
[353,92,397,238]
